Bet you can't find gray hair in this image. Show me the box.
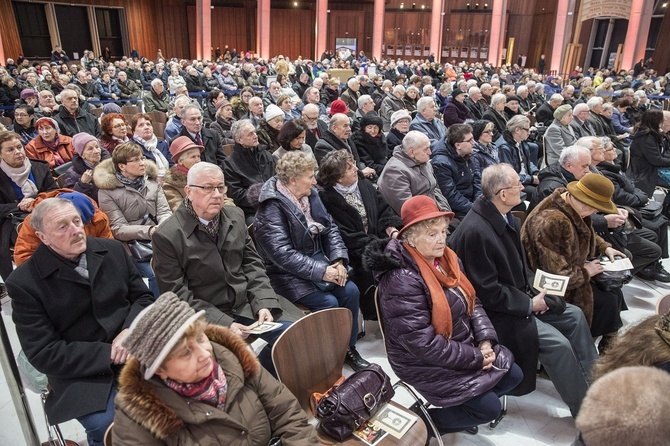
[231,119,255,140]
[275,150,317,183]
[417,96,435,113]
[491,93,507,107]
[506,115,530,132]
[422,84,435,95]
[347,77,359,88]
[180,103,201,119]
[439,82,452,94]
[516,85,527,95]
[634,90,647,100]
[32,198,78,233]
[587,96,604,110]
[468,86,481,96]
[481,164,517,200]
[393,85,406,95]
[329,113,349,130]
[187,162,223,185]
[559,145,591,166]
[406,86,420,95]
[576,136,601,150]
[150,78,163,88]
[550,93,564,103]
[573,103,589,114]
[302,103,319,115]
[402,130,427,153]
[357,94,372,108]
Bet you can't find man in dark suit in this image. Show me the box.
[302,103,328,149]
[535,93,564,127]
[177,104,226,168]
[7,198,153,446]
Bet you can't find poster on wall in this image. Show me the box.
[386,45,394,55]
[451,47,459,58]
[405,45,412,56]
[423,47,430,57]
[335,38,357,60]
[460,47,469,58]
[480,47,488,59]
[414,46,422,56]
[396,46,403,56]
[442,46,449,58]
[470,48,478,59]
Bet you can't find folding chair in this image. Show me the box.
[272,308,427,445]
[657,293,670,315]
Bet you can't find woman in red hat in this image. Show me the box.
[364,195,522,436]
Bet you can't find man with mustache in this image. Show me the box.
[6,197,154,446]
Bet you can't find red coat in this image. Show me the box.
[24,135,75,169]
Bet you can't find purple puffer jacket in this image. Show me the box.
[363,238,514,407]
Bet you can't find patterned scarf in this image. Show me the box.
[404,243,476,339]
[276,179,325,235]
[183,197,221,238]
[42,136,65,166]
[164,357,228,409]
[334,181,368,233]
[0,158,38,198]
[115,171,145,191]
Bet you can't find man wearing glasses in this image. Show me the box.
[301,103,328,149]
[495,115,539,199]
[432,123,481,219]
[152,161,297,378]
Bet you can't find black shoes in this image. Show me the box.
[344,346,370,371]
[637,262,670,283]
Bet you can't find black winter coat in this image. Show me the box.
[314,130,364,170]
[177,126,226,169]
[449,196,538,395]
[597,162,649,208]
[254,178,349,301]
[351,131,389,176]
[386,128,405,154]
[53,107,101,138]
[628,131,670,198]
[431,141,481,218]
[443,99,473,127]
[222,143,275,219]
[495,132,538,186]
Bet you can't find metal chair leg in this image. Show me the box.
[393,381,444,446]
[489,395,507,428]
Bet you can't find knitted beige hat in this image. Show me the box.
[576,366,670,446]
[123,292,205,379]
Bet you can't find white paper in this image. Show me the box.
[242,321,283,334]
[370,404,417,439]
[533,269,570,297]
[600,257,633,272]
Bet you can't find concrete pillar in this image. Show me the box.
[429,0,443,63]
[372,0,385,62]
[621,0,654,70]
[315,0,328,61]
[488,0,507,67]
[196,0,212,61]
[550,0,569,73]
[257,0,271,60]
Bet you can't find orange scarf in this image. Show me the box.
[405,243,476,338]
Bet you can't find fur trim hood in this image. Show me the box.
[362,238,404,278]
[93,157,159,190]
[163,165,187,188]
[116,324,260,440]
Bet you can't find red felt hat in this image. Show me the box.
[397,195,454,238]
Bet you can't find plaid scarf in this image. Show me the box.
[115,171,145,191]
[164,357,228,409]
[183,197,221,239]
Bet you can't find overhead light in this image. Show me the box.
[421,4,425,9]
[293,1,298,6]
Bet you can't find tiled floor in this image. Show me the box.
[0,271,666,445]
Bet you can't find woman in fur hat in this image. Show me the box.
[352,113,388,178]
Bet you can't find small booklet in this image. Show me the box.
[600,257,634,272]
[369,404,418,439]
[241,321,283,334]
[533,269,570,297]
[353,420,388,445]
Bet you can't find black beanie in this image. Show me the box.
[471,120,491,141]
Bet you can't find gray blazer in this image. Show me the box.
[545,119,577,166]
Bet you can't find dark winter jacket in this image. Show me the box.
[62,151,112,203]
[254,177,349,301]
[471,141,500,178]
[386,128,405,154]
[53,106,101,138]
[351,116,390,176]
[409,112,447,155]
[431,141,481,218]
[495,132,539,186]
[628,131,670,198]
[362,238,514,407]
[597,162,649,208]
[314,130,364,170]
[442,99,474,127]
[222,143,275,219]
[481,108,507,140]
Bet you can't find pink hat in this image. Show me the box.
[72,133,99,156]
[169,136,204,163]
[329,99,348,116]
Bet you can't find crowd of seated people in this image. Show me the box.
[2,46,670,445]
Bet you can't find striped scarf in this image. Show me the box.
[164,357,228,409]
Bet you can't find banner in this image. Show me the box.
[581,0,632,21]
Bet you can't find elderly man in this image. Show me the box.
[176,104,225,168]
[464,86,485,119]
[143,78,170,113]
[74,70,99,101]
[34,90,59,118]
[410,96,448,155]
[570,103,598,138]
[300,86,327,117]
[164,95,190,141]
[379,85,406,132]
[223,119,275,224]
[495,115,539,198]
[351,94,376,133]
[152,162,295,376]
[378,130,451,215]
[263,81,282,107]
[116,71,141,104]
[7,198,153,446]
[302,103,328,149]
[449,164,597,416]
[536,93,564,127]
[340,77,361,113]
[314,113,375,178]
[53,89,101,137]
[246,96,265,128]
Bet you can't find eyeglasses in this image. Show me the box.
[461,137,475,144]
[125,156,146,163]
[112,123,127,129]
[495,181,523,195]
[189,184,227,194]
[519,127,531,132]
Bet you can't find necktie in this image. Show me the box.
[74,254,89,280]
[195,133,203,146]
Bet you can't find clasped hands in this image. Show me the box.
[323,260,348,287]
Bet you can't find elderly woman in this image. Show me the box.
[203,88,224,125]
[471,120,500,178]
[130,113,172,178]
[364,195,522,433]
[386,109,411,153]
[274,118,314,161]
[629,109,670,206]
[24,117,75,170]
[162,136,203,211]
[256,104,283,152]
[443,89,474,127]
[482,93,508,140]
[253,151,369,371]
[0,131,57,280]
[63,133,110,202]
[403,86,419,113]
[167,66,186,95]
[545,105,577,166]
[1,76,21,115]
[94,142,171,297]
[318,149,401,319]
[276,94,298,121]
[352,113,388,177]
[522,173,627,348]
[209,98,236,145]
[99,113,131,154]
[113,292,318,445]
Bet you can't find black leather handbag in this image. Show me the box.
[315,364,395,441]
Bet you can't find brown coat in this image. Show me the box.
[161,166,187,212]
[521,189,611,325]
[113,325,318,446]
[24,135,75,169]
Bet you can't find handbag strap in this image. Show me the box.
[310,375,345,416]
[140,212,158,225]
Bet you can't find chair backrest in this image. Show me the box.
[104,422,114,446]
[223,143,234,157]
[272,308,352,414]
[57,173,67,188]
[657,293,670,315]
[91,107,103,118]
[147,110,168,124]
[122,105,140,116]
[511,210,527,227]
[53,161,73,177]
[0,116,12,128]
[152,121,166,139]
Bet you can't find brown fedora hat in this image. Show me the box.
[566,173,617,214]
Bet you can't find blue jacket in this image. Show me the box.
[495,132,538,185]
[409,112,447,156]
[96,80,121,100]
[431,141,481,217]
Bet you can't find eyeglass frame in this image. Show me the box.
[495,181,524,195]
[188,184,227,195]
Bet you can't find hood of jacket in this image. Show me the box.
[163,165,187,188]
[363,237,414,283]
[537,162,573,185]
[93,157,159,191]
[116,324,260,441]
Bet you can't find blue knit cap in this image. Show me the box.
[59,192,95,224]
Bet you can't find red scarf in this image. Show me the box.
[164,357,228,409]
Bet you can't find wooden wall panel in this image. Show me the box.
[211,7,249,55]
[327,11,365,57]
[1,0,26,59]
[652,7,670,75]
[154,2,192,60]
[269,8,314,60]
